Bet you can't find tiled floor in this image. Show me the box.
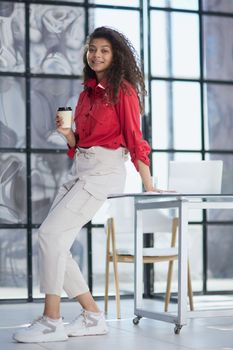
[1,297,233,350]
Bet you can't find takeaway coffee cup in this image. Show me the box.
[57,107,72,128]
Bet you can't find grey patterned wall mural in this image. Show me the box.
[29,5,84,75]
[0,77,25,148]
[0,2,25,72]
[0,153,26,224]
[31,79,82,149]
[0,1,87,298]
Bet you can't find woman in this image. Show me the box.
[13,26,160,343]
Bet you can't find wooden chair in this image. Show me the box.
[104,199,194,319]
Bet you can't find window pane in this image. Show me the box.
[203,16,233,81]
[0,2,25,72]
[209,154,233,195]
[152,81,201,150]
[0,77,26,148]
[0,153,27,224]
[91,9,140,55]
[32,228,88,298]
[207,225,233,292]
[203,0,233,13]
[0,229,27,299]
[31,78,82,149]
[93,0,139,6]
[30,5,85,74]
[150,11,167,77]
[31,153,73,224]
[150,11,200,78]
[206,154,233,221]
[204,84,233,151]
[150,0,198,10]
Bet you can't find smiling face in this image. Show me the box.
[86,38,113,82]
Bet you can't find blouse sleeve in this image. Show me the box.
[116,84,151,171]
[66,131,79,159]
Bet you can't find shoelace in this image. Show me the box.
[70,310,87,326]
[81,311,87,326]
[28,316,44,328]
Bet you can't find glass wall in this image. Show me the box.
[150,0,233,294]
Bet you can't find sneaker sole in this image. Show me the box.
[67,329,108,337]
[13,334,68,343]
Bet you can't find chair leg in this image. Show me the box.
[164,260,174,312]
[104,220,111,315]
[188,260,194,311]
[165,259,194,312]
[165,218,194,312]
[104,257,110,314]
[112,254,121,319]
[165,218,178,312]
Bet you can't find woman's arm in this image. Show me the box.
[138,160,176,193]
[56,115,76,148]
[138,160,155,192]
[64,130,76,148]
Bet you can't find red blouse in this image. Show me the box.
[67,78,151,171]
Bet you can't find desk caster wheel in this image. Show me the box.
[174,324,182,334]
[133,316,141,325]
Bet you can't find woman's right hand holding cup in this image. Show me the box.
[56,106,74,137]
[56,115,73,137]
[56,113,76,148]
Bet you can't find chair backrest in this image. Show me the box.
[107,197,176,234]
[168,160,223,194]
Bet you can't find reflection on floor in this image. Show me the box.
[1,297,233,350]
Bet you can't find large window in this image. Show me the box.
[0,0,233,301]
[150,0,233,295]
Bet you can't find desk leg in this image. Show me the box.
[176,199,189,333]
[134,207,143,313]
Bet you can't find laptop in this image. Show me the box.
[168,160,223,194]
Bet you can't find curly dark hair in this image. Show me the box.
[83,26,146,113]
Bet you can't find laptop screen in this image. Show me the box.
[168,161,223,194]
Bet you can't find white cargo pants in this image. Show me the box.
[38,146,127,298]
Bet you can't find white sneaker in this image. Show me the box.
[65,310,108,337]
[13,316,68,343]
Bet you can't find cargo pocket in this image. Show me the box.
[65,181,105,221]
[83,176,109,201]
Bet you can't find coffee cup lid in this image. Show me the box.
[57,107,72,111]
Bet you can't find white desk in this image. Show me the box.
[108,193,233,334]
